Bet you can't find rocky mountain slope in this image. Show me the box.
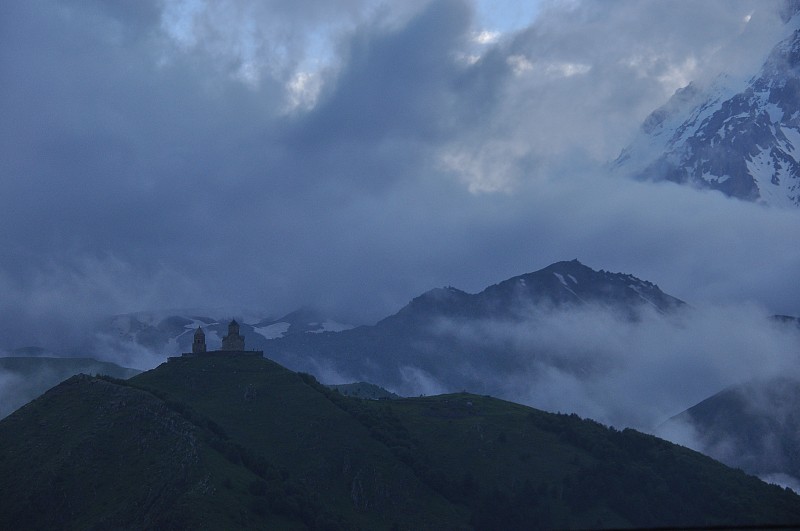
[657,375,800,491]
[267,260,685,397]
[615,6,800,207]
[1,354,799,529]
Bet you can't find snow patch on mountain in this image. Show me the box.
[254,322,291,340]
[308,321,354,334]
[549,271,586,303]
[183,318,218,331]
[253,318,354,338]
[628,284,665,312]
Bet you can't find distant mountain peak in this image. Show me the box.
[391,285,471,321]
[542,258,585,270]
[485,260,682,315]
[616,12,800,207]
[383,261,684,328]
[404,285,471,307]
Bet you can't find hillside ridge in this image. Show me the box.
[2,354,800,529]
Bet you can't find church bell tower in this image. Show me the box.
[192,326,207,354]
[221,319,245,351]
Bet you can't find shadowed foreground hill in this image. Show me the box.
[0,355,141,419]
[1,355,799,530]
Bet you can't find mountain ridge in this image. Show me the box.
[267,260,688,399]
[382,260,683,325]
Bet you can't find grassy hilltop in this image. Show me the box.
[1,355,799,530]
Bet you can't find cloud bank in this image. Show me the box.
[0,0,797,355]
[445,303,800,430]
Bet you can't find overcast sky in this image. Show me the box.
[1,0,798,349]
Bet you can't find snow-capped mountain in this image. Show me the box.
[615,5,800,207]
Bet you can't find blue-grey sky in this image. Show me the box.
[1,0,798,348]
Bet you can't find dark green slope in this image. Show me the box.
[131,356,465,529]
[0,356,141,419]
[134,356,800,529]
[2,355,800,530]
[327,382,400,400]
[0,374,302,530]
[0,355,140,380]
[368,394,800,529]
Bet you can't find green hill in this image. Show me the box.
[1,354,799,530]
[0,355,141,419]
[327,382,400,400]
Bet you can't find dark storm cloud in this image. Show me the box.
[289,0,472,146]
[0,0,798,356]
